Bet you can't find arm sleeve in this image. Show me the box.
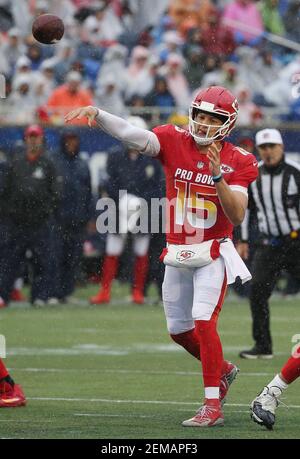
[95,109,161,157]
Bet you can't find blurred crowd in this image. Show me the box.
[1,0,300,126]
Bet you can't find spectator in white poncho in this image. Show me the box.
[0,28,26,77]
[97,44,128,92]
[95,74,127,117]
[4,75,37,124]
[160,53,190,111]
[83,0,123,45]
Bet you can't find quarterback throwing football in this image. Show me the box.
[65,86,258,427]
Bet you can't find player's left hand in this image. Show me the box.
[207,143,221,176]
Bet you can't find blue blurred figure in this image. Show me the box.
[51,129,93,302]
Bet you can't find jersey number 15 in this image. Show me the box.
[175,180,217,229]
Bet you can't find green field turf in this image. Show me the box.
[1,283,300,439]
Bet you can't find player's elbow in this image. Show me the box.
[232,216,243,226]
[231,208,246,226]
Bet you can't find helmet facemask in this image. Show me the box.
[189,103,237,146]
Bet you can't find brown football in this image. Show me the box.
[32,14,64,44]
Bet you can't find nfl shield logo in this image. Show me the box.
[197,161,204,169]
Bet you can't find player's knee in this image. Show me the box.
[195,319,216,334]
[106,247,123,256]
[170,329,193,344]
[167,320,194,336]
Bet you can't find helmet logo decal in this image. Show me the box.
[199,101,215,111]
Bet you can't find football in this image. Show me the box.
[32,14,64,44]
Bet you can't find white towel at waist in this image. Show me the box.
[219,238,251,285]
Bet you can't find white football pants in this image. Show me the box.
[162,257,227,335]
[106,233,150,257]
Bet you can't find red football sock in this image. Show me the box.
[281,345,300,384]
[100,255,119,293]
[170,329,230,374]
[195,319,223,388]
[170,329,201,360]
[133,255,149,293]
[0,358,9,380]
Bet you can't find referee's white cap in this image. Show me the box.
[256,128,283,146]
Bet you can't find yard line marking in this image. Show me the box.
[27,397,300,409]
[27,397,203,405]
[177,408,250,414]
[74,413,158,419]
[10,367,276,377]
[0,420,54,423]
[7,347,129,356]
[5,345,288,356]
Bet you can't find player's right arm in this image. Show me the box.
[64,106,161,157]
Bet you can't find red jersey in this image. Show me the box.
[153,124,258,244]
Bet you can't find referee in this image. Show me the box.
[237,128,300,358]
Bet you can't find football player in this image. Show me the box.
[65,86,258,427]
[250,344,300,430]
[0,358,26,407]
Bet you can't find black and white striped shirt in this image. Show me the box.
[241,157,300,240]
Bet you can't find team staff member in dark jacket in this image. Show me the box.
[237,128,300,358]
[51,130,93,302]
[0,125,60,306]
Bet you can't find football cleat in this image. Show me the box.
[0,383,26,408]
[90,290,110,304]
[32,299,46,308]
[182,398,224,427]
[220,362,239,406]
[132,289,145,304]
[47,297,59,305]
[250,386,281,430]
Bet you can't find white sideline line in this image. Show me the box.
[27,397,300,409]
[10,367,275,377]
